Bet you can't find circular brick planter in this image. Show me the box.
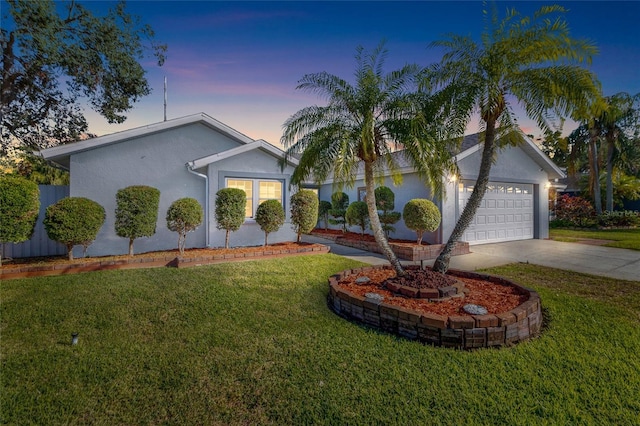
[327,265,542,350]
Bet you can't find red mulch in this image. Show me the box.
[0,242,317,271]
[313,229,426,246]
[338,269,528,316]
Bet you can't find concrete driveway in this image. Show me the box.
[304,235,640,282]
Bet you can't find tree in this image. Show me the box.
[328,191,349,233]
[0,175,39,265]
[431,4,600,273]
[1,0,166,156]
[215,188,246,249]
[115,185,160,256]
[255,199,285,246]
[290,190,319,243]
[166,198,203,255]
[403,199,441,245]
[281,42,460,276]
[318,200,332,230]
[375,186,401,238]
[345,201,370,237]
[597,93,640,211]
[43,197,105,260]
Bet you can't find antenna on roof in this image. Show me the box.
[163,76,167,121]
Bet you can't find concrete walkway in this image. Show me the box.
[302,235,640,282]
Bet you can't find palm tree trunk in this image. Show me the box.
[433,122,497,274]
[363,161,404,276]
[588,125,603,214]
[605,135,615,211]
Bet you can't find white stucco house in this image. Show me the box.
[41,112,564,257]
[313,132,565,245]
[42,113,299,257]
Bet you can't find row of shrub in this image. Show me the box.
[318,187,441,244]
[0,176,320,262]
[550,194,640,228]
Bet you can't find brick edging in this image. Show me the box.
[1,244,330,280]
[310,231,470,260]
[327,265,542,350]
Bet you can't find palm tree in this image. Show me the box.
[599,92,640,211]
[281,43,463,276]
[431,4,600,273]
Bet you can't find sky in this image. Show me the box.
[64,1,640,146]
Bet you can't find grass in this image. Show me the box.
[550,227,640,250]
[2,255,639,425]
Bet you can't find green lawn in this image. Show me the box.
[2,255,639,425]
[550,227,640,250]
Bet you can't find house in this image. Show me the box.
[42,113,299,257]
[313,132,565,245]
[41,113,563,257]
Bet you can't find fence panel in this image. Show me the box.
[2,185,69,259]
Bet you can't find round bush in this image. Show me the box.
[290,190,319,242]
[215,188,247,248]
[0,175,40,244]
[115,185,161,255]
[374,186,395,211]
[255,199,285,246]
[166,197,203,254]
[44,197,105,260]
[345,201,370,235]
[318,200,332,230]
[403,199,441,244]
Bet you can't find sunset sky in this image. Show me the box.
[75,1,640,146]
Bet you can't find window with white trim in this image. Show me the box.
[226,178,283,218]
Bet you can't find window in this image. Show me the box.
[226,178,283,218]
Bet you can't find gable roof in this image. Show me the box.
[187,139,297,171]
[453,131,565,180]
[41,113,257,169]
[319,130,565,184]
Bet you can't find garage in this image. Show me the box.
[458,180,534,244]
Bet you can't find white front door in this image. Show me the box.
[458,180,534,245]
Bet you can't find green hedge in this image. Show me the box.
[115,185,160,256]
[44,197,105,260]
[166,198,203,255]
[256,199,285,246]
[290,190,318,242]
[0,175,40,246]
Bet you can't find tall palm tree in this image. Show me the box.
[281,43,463,276]
[431,4,600,273]
[599,92,640,211]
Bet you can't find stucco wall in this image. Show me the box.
[318,143,552,244]
[318,173,441,243]
[207,149,297,248]
[70,123,250,256]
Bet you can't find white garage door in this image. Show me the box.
[458,180,534,245]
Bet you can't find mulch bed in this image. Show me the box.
[337,268,528,316]
[0,242,329,279]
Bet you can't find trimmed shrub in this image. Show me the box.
[115,185,161,256]
[255,199,285,246]
[329,191,349,232]
[553,194,595,228]
[345,201,370,237]
[44,197,105,260]
[597,210,640,228]
[403,199,441,245]
[291,190,319,242]
[375,186,401,237]
[215,188,247,249]
[0,175,40,245]
[166,198,203,255]
[318,200,332,230]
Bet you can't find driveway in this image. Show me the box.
[304,235,640,282]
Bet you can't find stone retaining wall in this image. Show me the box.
[311,231,469,261]
[327,265,542,350]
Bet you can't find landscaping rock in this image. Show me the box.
[463,304,488,315]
